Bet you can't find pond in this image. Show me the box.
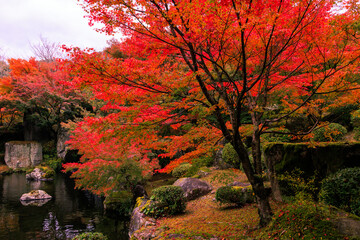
[0,172,129,240]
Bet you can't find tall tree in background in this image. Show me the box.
[0,58,83,141]
[30,36,62,62]
[68,0,360,226]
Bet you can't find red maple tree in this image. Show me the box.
[63,0,360,226]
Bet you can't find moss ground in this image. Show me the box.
[153,169,285,239]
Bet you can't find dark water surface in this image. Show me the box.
[0,173,129,240]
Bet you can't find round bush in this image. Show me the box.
[262,127,291,142]
[172,163,192,178]
[313,123,347,142]
[222,143,240,169]
[351,109,360,128]
[215,186,254,206]
[144,185,186,217]
[320,167,360,216]
[72,232,108,240]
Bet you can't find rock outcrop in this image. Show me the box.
[57,127,70,160]
[129,198,160,239]
[173,178,212,201]
[4,141,42,169]
[26,168,53,181]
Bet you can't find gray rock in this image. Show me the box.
[213,145,233,169]
[129,198,157,239]
[333,217,360,237]
[20,190,52,202]
[5,141,42,169]
[26,168,53,181]
[57,127,70,160]
[173,178,213,201]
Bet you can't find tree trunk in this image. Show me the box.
[256,192,273,227]
[233,134,273,227]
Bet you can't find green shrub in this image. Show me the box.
[277,169,320,201]
[222,143,240,169]
[259,200,342,239]
[262,127,292,143]
[72,232,108,240]
[320,167,360,216]
[354,127,360,141]
[41,166,55,178]
[351,109,360,128]
[42,140,56,155]
[104,190,133,217]
[142,185,186,218]
[43,154,63,172]
[215,186,254,206]
[184,156,214,177]
[313,123,347,142]
[172,163,192,178]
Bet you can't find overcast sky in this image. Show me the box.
[0,0,117,59]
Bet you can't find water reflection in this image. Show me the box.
[0,173,129,240]
[20,198,51,207]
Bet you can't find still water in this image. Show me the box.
[0,173,129,240]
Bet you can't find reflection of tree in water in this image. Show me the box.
[42,212,95,240]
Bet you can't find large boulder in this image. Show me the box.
[20,190,52,201]
[4,141,42,169]
[129,198,159,239]
[173,178,213,201]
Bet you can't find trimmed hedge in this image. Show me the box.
[351,109,360,128]
[215,186,254,206]
[313,123,347,142]
[141,185,186,218]
[172,163,192,178]
[222,143,240,169]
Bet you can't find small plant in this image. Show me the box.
[313,123,347,142]
[320,167,360,216]
[172,163,192,178]
[222,143,240,169]
[277,168,320,201]
[354,127,360,141]
[142,185,186,218]
[72,232,108,240]
[215,186,254,206]
[43,154,63,172]
[259,200,342,239]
